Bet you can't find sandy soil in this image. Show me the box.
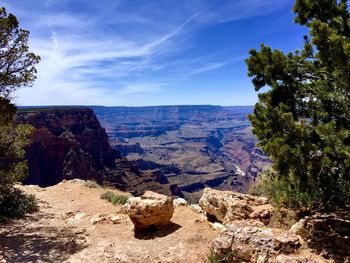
[0,180,217,263]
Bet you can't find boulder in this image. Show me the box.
[199,188,273,224]
[212,221,301,263]
[123,191,174,229]
[289,217,311,239]
[289,213,350,262]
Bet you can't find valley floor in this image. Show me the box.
[0,181,216,263]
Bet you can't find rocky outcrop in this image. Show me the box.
[212,221,302,262]
[200,189,331,263]
[199,188,273,225]
[289,213,350,262]
[123,191,174,229]
[212,221,328,262]
[16,108,117,186]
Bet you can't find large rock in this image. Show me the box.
[123,191,174,229]
[212,221,301,263]
[289,213,350,262]
[199,188,273,225]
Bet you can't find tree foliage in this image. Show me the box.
[0,7,39,221]
[246,0,350,209]
[0,7,40,99]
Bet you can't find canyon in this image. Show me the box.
[15,108,180,197]
[9,107,348,262]
[16,105,271,202]
[92,105,271,202]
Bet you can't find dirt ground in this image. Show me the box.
[0,180,217,263]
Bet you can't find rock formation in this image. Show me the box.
[199,188,273,225]
[16,108,117,186]
[200,188,330,262]
[15,108,183,197]
[289,213,350,262]
[123,191,174,229]
[212,221,302,262]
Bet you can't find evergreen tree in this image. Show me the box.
[0,7,40,221]
[246,0,350,209]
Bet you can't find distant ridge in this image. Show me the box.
[18,104,254,109]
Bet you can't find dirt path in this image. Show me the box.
[0,180,216,263]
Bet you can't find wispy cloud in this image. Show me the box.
[2,0,291,106]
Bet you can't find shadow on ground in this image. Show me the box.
[134,222,182,240]
[0,212,88,263]
[306,211,350,263]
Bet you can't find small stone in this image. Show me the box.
[109,215,122,224]
[66,211,86,224]
[173,198,188,207]
[90,214,122,225]
[209,222,226,232]
[194,215,207,223]
[190,204,204,214]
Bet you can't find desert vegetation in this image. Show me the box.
[101,191,129,205]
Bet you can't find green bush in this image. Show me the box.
[0,187,38,223]
[207,248,239,263]
[101,191,129,205]
[249,169,322,210]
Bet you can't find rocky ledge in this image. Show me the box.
[199,188,348,263]
[3,181,349,262]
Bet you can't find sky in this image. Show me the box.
[2,0,307,106]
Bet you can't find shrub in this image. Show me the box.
[207,248,239,263]
[84,180,100,188]
[0,187,38,223]
[101,191,129,205]
[249,169,321,210]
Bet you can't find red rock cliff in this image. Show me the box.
[15,108,118,186]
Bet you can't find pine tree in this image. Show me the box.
[0,7,40,221]
[246,0,350,209]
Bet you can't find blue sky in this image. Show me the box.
[3,0,307,106]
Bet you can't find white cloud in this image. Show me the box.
[4,0,291,105]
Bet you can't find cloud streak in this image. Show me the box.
[2,0,291,106]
